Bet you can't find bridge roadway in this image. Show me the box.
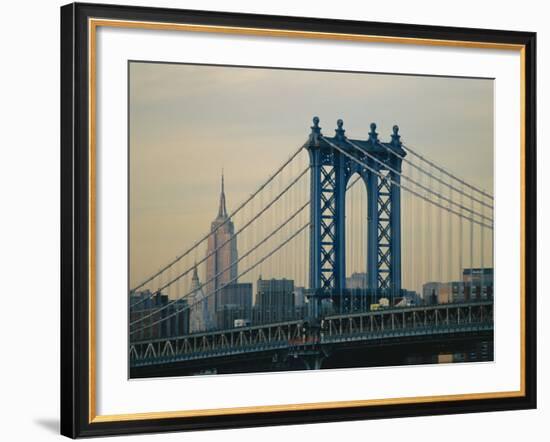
[129,300,493,377]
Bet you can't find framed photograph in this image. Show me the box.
[60,2,536,438]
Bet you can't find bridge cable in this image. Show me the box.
[480,196,489,298]
[345,139,492,223]
[374,140,493,210]
[130,200,310,328]
[459,182,464,291]
[427,170,433,292]
[400,141,493,200]
[418,168,424,298]
[437,168,443,287]
[130,165,309,308]
[470,187,475,299]
[130,223,311,336]
[321,137,493,230]
[130,143,307,294]
[408,163,413,296]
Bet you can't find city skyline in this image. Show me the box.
[131,159,493,299]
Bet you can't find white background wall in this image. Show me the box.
[0,0,546,440]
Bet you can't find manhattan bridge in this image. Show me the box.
[129,117,494,377]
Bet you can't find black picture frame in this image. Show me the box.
[61,2,537,438]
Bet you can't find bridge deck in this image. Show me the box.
[130,301,493,368]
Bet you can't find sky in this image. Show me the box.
[129,61,494,294]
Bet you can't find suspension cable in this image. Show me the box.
[130,166,309,308]
[345,139,492,222]
[321,136,493,230]
[131,142,307,293]
[130,223,310,336]
[401,141,493,199]
[375,140,493,209]
[130,201,310,327]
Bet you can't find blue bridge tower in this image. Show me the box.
[306,117,406,302]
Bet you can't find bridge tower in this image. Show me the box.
[306,117,406,301]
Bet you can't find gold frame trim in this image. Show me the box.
[88,18,527,424]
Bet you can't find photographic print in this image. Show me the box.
[128,62,494,378]
[61,5,536,436]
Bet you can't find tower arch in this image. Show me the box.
[305,117,405,303]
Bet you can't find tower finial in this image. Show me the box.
[335,119,346,140]
[368,122,379,144]
[217,170,227,218]
[391,125,402,148]
[309,116,322,146]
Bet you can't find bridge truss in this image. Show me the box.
[130,301,493,370]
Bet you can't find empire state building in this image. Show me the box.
[205,173,238,321]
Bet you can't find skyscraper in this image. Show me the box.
[205,173,238,324]
[256,277,295,323]
[463,268,494,300]
[216,283,253,329]
[345,272,368,289]
[189,264,209,332]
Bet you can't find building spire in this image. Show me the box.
[218,170,228,218]
[190,262,201,292]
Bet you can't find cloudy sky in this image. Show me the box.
[129,62,493,291]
